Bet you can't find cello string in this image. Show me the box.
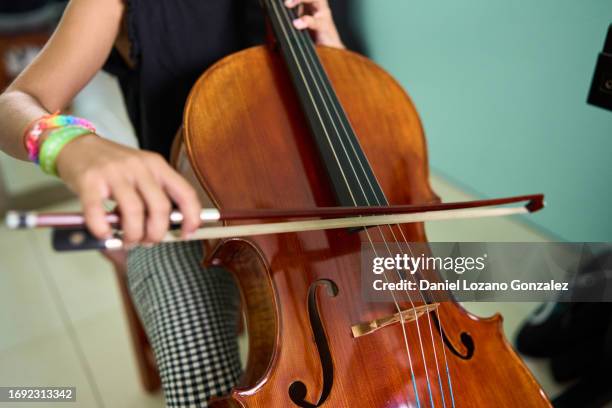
[273,2,437,406]
[269,1,421,405]
[279,19,443,408]
[294,30,455,407]
[392,229,455,408]
[285,12,456,407]
[287,17,449,408]
[274,2,457,406]
[276,2,445,407]
[276,2,444,403]
[281,3,454,406]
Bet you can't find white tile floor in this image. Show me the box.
[0,73,594,407]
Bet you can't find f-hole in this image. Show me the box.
[431,311,474,360]
[288,279,338,408]
[419,275,475,360]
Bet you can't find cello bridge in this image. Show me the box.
[351,303,439,338]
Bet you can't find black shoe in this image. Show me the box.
[516,250,612,358]
[553,374,612,408]
[549,334,605,382]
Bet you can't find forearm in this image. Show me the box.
[0,0,125,162]
[0,90,50,161]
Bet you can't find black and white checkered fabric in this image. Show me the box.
[127,241,242,407]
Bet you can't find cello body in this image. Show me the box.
[180,44,551,407]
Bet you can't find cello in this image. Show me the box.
[10,0,553,406]
[177,1,552,406]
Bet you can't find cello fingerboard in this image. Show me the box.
[263,0,387,208]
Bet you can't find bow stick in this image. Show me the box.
[5,193,544,251]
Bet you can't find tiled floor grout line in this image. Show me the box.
[30,231,106,408]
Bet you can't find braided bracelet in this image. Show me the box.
[39,126,94,176]
[24,113,96,164]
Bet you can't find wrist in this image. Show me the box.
[41,130,96,177]
[55,133,100,178]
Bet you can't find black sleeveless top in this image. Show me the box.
[104,0,363,159]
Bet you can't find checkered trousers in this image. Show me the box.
[127,241,242,407]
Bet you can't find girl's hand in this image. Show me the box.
[56,135,202,245]
[285,0,345,49]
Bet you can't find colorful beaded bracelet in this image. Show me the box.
[24,113,96,164]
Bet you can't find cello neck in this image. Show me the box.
[263,0,386,207]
